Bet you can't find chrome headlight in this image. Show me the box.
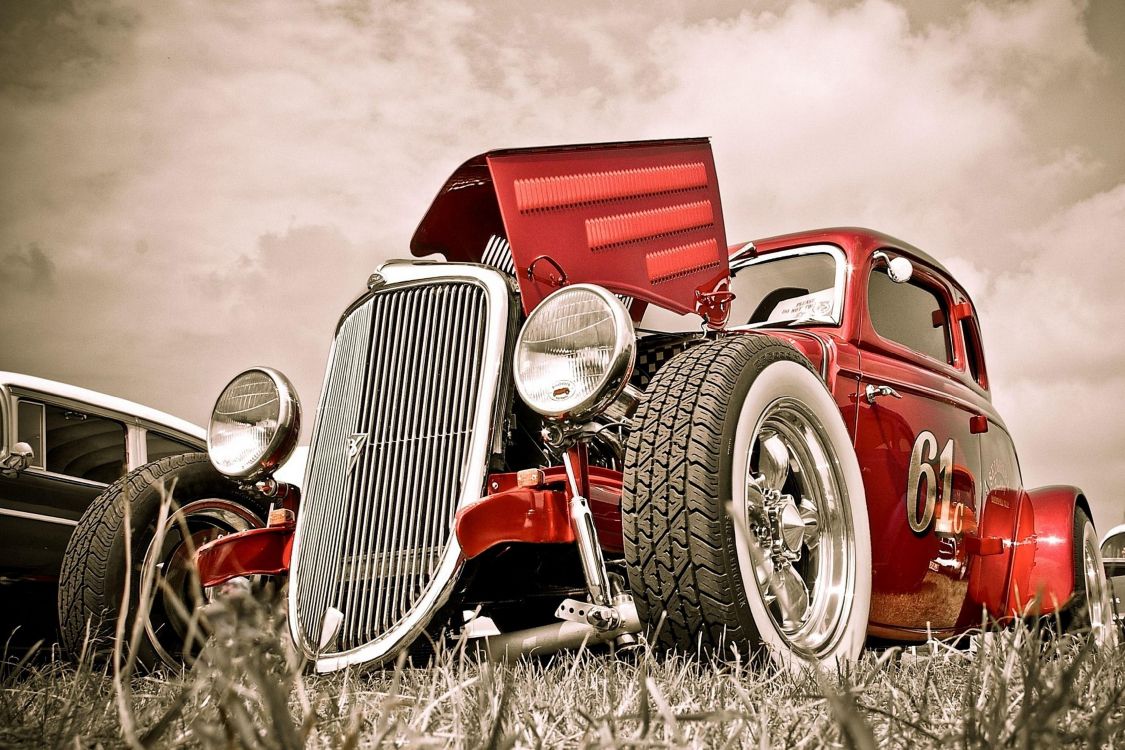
[208,367,301,480]
[514,284,635,420]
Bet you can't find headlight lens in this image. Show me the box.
[208,367,301,479]
[514,284,635,420]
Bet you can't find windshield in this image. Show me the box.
[727,245,845,328]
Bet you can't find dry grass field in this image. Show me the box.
[2,593,1123,750]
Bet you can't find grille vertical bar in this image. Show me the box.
[289,268,507,667]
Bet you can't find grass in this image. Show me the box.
[5,486,1122,748]
[2,594,1123,749]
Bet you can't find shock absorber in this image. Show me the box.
[563,443,622,630]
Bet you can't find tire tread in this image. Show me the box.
[623,334,814,654]
[57,453,266,663]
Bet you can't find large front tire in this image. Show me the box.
[58,453,268,669]
[622,336,870,669]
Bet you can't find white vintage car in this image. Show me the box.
[0,372,206,644]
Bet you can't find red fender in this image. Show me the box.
[455,466,625,559]
[196,522,295,588]
[1018,485,1085,615]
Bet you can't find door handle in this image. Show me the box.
[865,384,902,404]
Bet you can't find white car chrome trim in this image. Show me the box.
[0,508,78,527]
[21,467,109,488]
[0,371,205,441]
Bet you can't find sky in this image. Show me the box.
[1,0,1123,531]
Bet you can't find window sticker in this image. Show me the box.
[767,288,835,323]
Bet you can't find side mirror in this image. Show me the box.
[873,250,914,283]
[887,257,914,283]
[1,442,34,477]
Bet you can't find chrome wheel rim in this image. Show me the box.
[141,498,262,667]
[1081,522,1115,645]
[741,397,855,657]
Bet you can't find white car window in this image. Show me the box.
[18,399,127,483]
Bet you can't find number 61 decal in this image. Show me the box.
[907,431,953,533]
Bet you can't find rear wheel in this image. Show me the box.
[1064,507,1117,647]
[58,453,268,669]
[623,336,870,669]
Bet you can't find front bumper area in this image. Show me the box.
[195,465,625,588]
[456,466,624,559]
[196,522,295,588]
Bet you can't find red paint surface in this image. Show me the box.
[456,487,574,559]
[1007,490,1039,614]
[456,466,625,560]
[719,228,1074,637]
[412,139,731,324]
[386,174,1082,640]
[196,523,294,588]
[1019,485,1082,614]
[489,141,729,321]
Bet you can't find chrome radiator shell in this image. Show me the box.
[287,262,513,672]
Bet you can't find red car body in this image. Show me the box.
[198,139,1086,646]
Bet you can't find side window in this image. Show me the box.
[960,316,988,388]
[18,400,128,483]
[1104,531,1125,560]
[17,401,46,469]
[146,431,199,462]
[868,268,952,364]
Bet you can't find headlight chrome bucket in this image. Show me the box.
[207,367,301,480]
[513,284,635,421]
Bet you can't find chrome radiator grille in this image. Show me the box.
[289,266,509,668]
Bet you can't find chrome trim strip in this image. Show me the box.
[786,330,831,382]
[0,384,11,461]
[287,262,512,672]
[126,425,146,470]
[3,377,205,440]
[0,507,78,527]
[20,468,109,489]
[727,240,756,262]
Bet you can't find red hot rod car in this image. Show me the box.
[60,139,1116,671]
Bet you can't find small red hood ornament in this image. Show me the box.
[411,138,731,327]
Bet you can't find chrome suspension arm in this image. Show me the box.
[563,445,619,627]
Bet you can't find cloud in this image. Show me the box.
[0,244,57,291]
[624,0,1102,254]
[0,0,1122,528]
[0,1,139,105]
[1000,376,1125,516]
[945,183,1125,385]
[954,183,1125,529]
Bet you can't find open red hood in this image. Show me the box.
[410,139,731,325]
